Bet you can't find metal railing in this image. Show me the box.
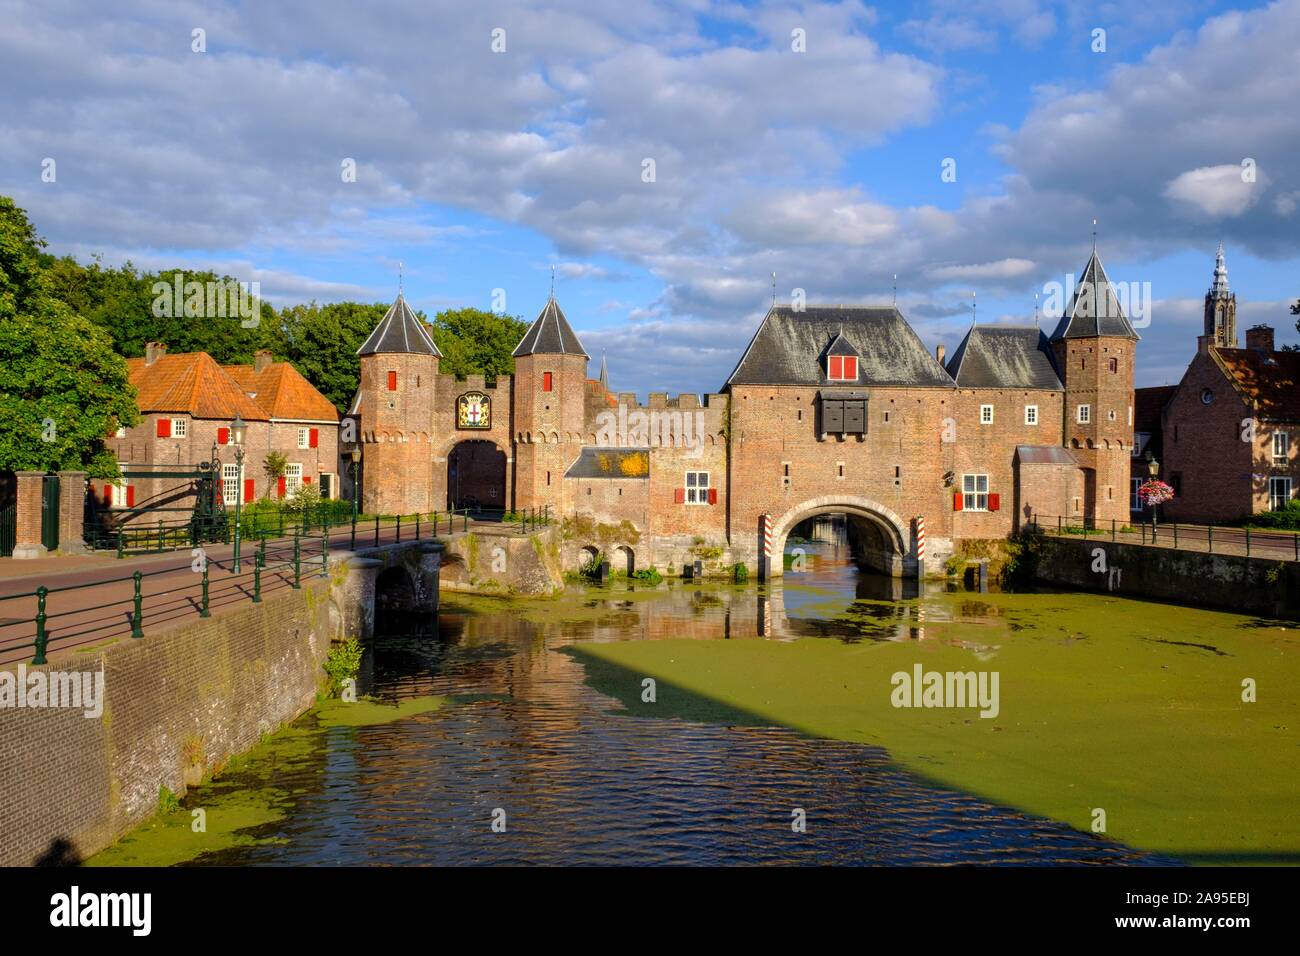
[1028,513,1300,561]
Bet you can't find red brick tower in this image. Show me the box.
[1050,248,1138,524]
[356,293,440,514]
[512,296,588,513]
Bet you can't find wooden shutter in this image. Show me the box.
[103,485,113,506]
[387,370,397,391]
[217,427,229,444]
[303,475,311,484]
[309,427,319,448]
[844,356,858,380]
[126,485,135,508]
[543,371,553,392]
[829,356,842,380]
[156,418,170,438]
[708,488,718,505]
[988,493,1000,512]
[277,476,287,498]
[822,399,843,432]
[953,491,963,511]
[674,488,685,504]
[244,478,255,503]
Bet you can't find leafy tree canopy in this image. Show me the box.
[430,307,528,380]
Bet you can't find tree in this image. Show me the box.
[262,451,288,498]
[430,308,528,380]
[0,197,139,479]
[268,301,390,412]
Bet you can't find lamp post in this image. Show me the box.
[1145,450,1160,539]
[231,414,247,572]
[349,447,361,522]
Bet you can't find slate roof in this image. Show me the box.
[126,353,269,420]
[1213,347,1300,422]
[725,306,953,388]
[513,298,588,357]
[1016,445,1078,465]
[946,325,1063,389]
[1134,385,1175,434]
[357,294,441,357]
[1049,251,1140,341]
[564,447,650,480]
[224,362,339,422]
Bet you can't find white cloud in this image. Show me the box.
[1164,164,1263,218]
[928,258,1037,281]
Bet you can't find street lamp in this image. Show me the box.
[349,447,361,521]
[231,414,247,572]
[1145,449,1160,538]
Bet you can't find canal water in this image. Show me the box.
[141,540,1191,867]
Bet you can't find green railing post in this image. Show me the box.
[1057,515,1062,535]
[253,548,263,603]
[117,530,125,559]
[1111,519,1116,542]
[350,511,357,550]
[1208,524,1213,553]
[131,571,144,638]
[32,586,48,665]
[463,509,468,533]
[278,510,284,538]
[1246,525,1251,558]
[374,515,380,548]
[321,529,329,577]
[200,560,211,618]
[1294,533,1298,562]
[396,514,402,543]
[292,535,301,589]
[1173,523,1178,548]
[415,512,420,541]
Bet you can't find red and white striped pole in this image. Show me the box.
[760,513,773,580]
[914,515,926,581]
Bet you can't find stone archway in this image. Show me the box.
[767,495,912,578]
[446,439,507,515]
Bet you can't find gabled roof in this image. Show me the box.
[1212,347,1300,422]
[726,305,953,388]
[223,362,339,422]
[1134,385,1176,434]
[825,330,860,357]
[357,294,441,357]
[126,352,269,420]
[564,447,650,480]
[513,297,587,357]
[1049,250,1139,341]
[946,325,1062,389]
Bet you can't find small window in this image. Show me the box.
[1077,404,1091,424]
[171,417,187,438]
[980,405,994,425]
[1108,357,1118,373]
[1130,477,1142,512]
[827,355,857,382]
[1274,432,1290,462]
[1024,405,1038,426]
[222,464,241,506]
[285,463,303,496]
[1269,476,1292,511]
[1201,388,1213,405]
[962,474,989,511]
[297,427,310,450]
[685,471,710,505]
[387,371,397,391]
[543,371,553,392]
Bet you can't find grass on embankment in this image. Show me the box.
[567,589,1300,865]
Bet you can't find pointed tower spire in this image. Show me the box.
[1204,242,1237,347]
[598,350,609,389]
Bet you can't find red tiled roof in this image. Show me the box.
[126,353,268,420]
[1214,348,1300,422]
[224,362,338,422]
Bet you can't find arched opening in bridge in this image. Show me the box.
[374,566,420,636]
[447,440,506,517]
[579,545,600,571]
[612,545,634,576]
[772,498,909,581]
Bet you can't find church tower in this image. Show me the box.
[1203,242,1237,348]
[511,296,588,513]
[356,293,440,514]
[1050,247,1139,525]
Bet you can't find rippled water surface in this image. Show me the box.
[186,545,1177,866]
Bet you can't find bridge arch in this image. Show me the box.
[768,495,912,578]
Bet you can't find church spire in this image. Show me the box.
[1204,242,1237,348]
[1212,241,1230,295]
[598,350,608,389]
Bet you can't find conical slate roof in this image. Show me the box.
[1049,251,1139,340]
[357,294,442,356]
[513,298,587,357]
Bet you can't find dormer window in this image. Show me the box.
[828,355,858,381]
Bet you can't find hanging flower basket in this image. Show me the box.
[1138,479,1175,507]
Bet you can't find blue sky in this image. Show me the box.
[2,0,1298,395]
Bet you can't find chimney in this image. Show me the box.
[936,344,946,366]
[1245,324,1274,353]
[144,342,166,365]
[1197,334,1213,356]
[254,349,274,373]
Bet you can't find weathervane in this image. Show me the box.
[892,273,897,307]
[398,260,403,295]
[1092,218,1098,253]
[771,271,776,306]
[550,264,555,299]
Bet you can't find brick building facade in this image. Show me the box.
[354,248,1137,576]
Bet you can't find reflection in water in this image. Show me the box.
[190,545,1173,866]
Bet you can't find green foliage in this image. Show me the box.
[1243,500,1300,529]
[262,451,288,493]
[430,308,528,380]
[632,567,664,585]
[267,301,389,412]
[732,562,748,583]
[158,785,181,815]
[324,637,363,697]
[285,481,322,514]
[0,198,139,478]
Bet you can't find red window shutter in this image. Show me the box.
[88,482,96,500]
[277,476,287,498]
[844,356,857,379]
[303,475,311,484]
[829,356,842,380]
[126,485,135,508]
[217,427,229,445]
[156,418,170,438]
[674,487,685,504]
[953,491,963,511]
[309,427,319,448]
[543,371,553,392]
[103,485,113,506]
[708,488,718,505]
[244,478,255,503]
[989,493,1001,512]
[387,370,397,391]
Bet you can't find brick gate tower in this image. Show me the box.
[356,293,441,514]
[1050,248,1138,524]
[511,296,588,513]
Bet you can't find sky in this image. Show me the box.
[2,0,1299,397]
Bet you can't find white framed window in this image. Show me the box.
[1130,477,1142,512]
[1128,406,1133,426]
[1273,432,1290,463]
[1269,476,1292,511]
[827,355,858,382]
[979,404,994,425]
[297,427,310,449]
[1077,404,1091,424]
[1024,405,1038,425]
[222,463,241,506]
[171,417,187,437]
[286,462,303,496]
[685,470,710,505]
[962,474,989,511]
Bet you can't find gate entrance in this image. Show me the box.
[447,440,507,517]
[41,475,59,552]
